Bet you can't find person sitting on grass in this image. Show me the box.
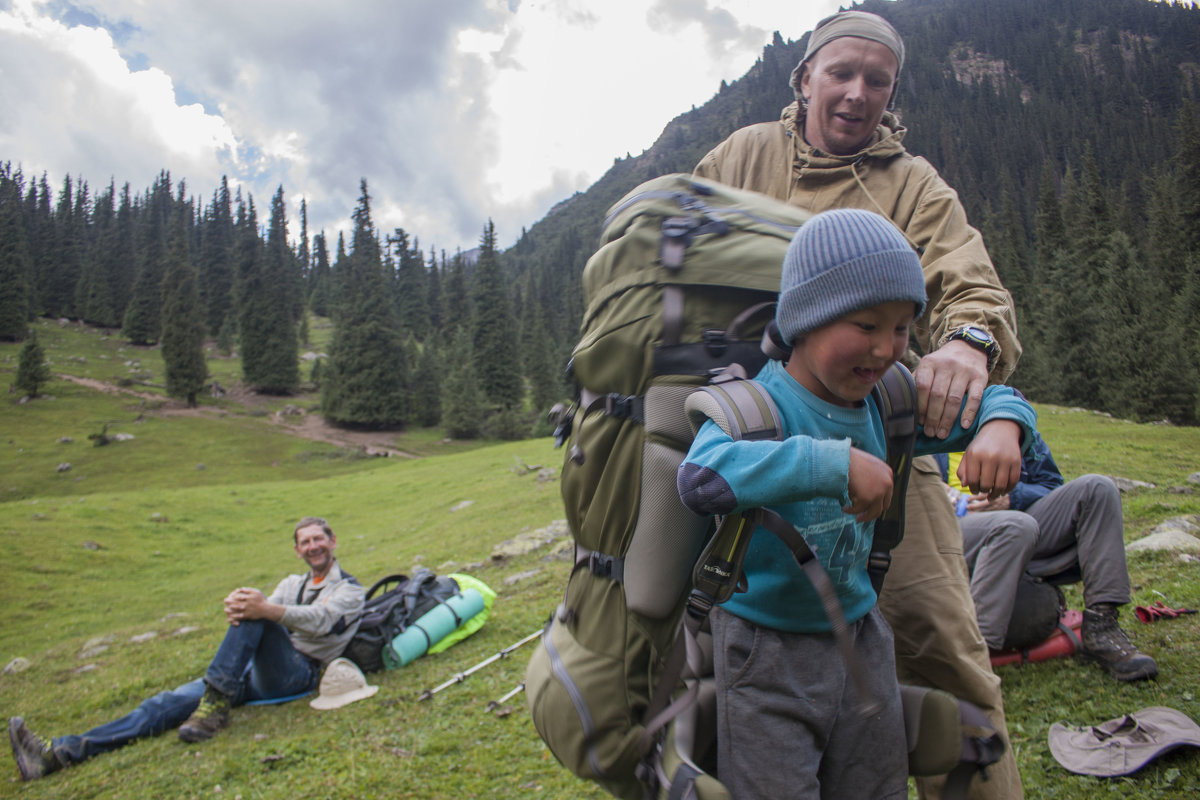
[938,439,1157,681]
[676,208,1038,799]
[8,516,364,781]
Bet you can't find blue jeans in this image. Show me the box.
[53,620,320,765]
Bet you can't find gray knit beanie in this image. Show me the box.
[777,209,926,344]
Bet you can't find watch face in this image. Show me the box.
[964,326,992,343]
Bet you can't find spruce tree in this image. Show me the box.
[79,182,120,328]
[409,340,443,427]
[14,330,51,397]
[392,228,429,339]
[308,232,332,317]
[441,328,484,438]
[522,299,561,414]
[471,221,522,410]
[122,172,173,345]
[239,188,299,393]
[321,180,409,427]
[198,178,235,335]
[0,172,32,341]
[442,250,470,334]
[160,209,208,406]
[40,175,82,319]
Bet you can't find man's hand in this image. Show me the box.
[224,587,279,625]
[965,492,1011,513]
[957,420,1022,499]
[844,447,894,522]
[914,340,988,438]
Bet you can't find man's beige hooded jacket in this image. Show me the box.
[695,102,1020,383]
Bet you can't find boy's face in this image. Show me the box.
[784,300,915,407]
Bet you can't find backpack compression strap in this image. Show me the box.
[757,320,918,595]
[867,363,918,594]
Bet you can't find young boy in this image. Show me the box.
[676,208,1037,799]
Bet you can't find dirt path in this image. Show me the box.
[56,374,417,458]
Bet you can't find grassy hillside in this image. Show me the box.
[1,323,1199,798]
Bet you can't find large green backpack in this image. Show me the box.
[523,174,1002,799]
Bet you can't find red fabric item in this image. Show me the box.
[1134,601,1197,623]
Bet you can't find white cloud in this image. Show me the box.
[1,0,848,251]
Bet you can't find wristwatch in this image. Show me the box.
[945,325,999,372]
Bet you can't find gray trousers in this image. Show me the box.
[712,606,907,800]
[960,474,1132,650]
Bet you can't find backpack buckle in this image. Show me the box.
[701,329,728,357]
[588,552,625,583]
[604,393,644,423]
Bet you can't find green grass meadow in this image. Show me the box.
[2,321,1199,798]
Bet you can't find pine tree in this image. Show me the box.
[409,340,443,427]
[122,172,173,345]
[160,209,207,406]
[40,175,82,318]
[425,248,443,334]
[321,180,409,427]
[239,188,299,393]
[308,232,332,317]
[216,312,235,356]
[0,171,32,341]
[440,328,484,438]
[522,299,561,414]
[442,250,470,334]
[198,178,235,335]
[471,220,522,410]
[391,228,429,339]
[79,182,120,328]
[14,329,51,397]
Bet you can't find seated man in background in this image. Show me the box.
[8,516,363,781]
[938,439,1157,681]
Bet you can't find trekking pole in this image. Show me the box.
[417,629,542,701]
[486,682,525,716]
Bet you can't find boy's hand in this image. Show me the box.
[956,420,1022,498]
[845,447,894,522]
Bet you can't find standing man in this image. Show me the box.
[8,516,363,781]
[695,10,1024,798]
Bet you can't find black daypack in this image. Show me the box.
[1001,572,1066,652]
[340,568,461,673]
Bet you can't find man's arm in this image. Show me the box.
[275,574,364,638]
[224,587,285,626]
[900,163,1021,437]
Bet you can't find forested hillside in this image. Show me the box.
[3,0,1199,429]
[508,0,1200,423]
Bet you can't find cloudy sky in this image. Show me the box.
[1,0,847,254]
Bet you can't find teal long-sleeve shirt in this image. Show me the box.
[677,359,1037,633]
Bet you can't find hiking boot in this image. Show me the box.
[1080,604,1158,682]
[177,685,232,743]
[8,717,62,781]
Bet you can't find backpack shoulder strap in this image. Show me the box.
[867,362,918,594]
[684,377,781,441]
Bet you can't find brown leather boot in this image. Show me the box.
[178,685,232,742]
[8,718,62,781]
[1080,604,1158,682]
